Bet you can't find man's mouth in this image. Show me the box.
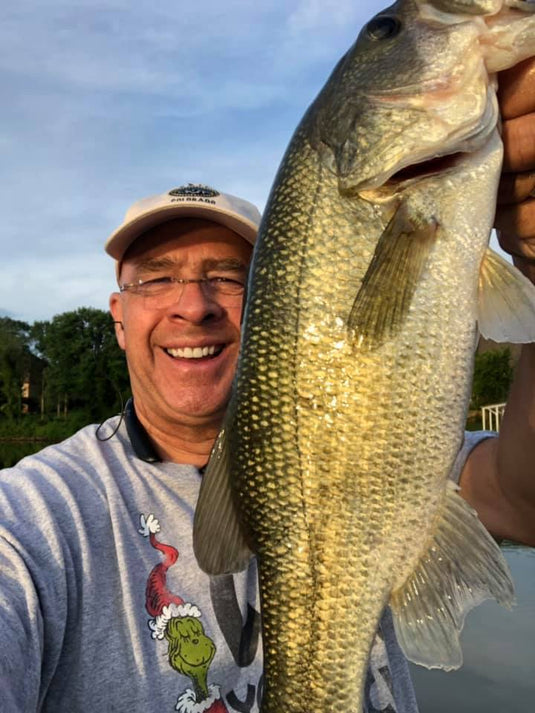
[164,345,224,360]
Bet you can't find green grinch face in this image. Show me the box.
[165,616,216,698]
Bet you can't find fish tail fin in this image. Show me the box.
[478,248,535,343]
[389,480,514,670]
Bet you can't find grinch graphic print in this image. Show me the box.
[139,513,263,713]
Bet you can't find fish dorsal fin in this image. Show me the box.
[193,425,254,575]
[348,202,438,349]
[389,480,514,670]
[478,247,535,343]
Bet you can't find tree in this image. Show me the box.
[471,347,513,410]
[31,308,130,421]
[0,318,33,420]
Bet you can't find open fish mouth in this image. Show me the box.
[386,151,465,185]
[367,109,498,196]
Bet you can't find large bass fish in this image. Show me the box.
[194,1,535,710]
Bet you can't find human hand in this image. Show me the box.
[495,57,535,284]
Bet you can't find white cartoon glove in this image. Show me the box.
[138,513,161,537]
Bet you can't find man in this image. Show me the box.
[0,59,534,712]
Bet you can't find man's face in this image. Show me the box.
[109,218,253,430]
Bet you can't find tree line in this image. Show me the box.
[0,309,130,431]
[0,307,515,438]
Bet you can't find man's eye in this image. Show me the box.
[136,276,174,294]
[208,276,245,295]
[209,277,243,286]
[143,276,173,286]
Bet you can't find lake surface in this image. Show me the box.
[1,442,533,711]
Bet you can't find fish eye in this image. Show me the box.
[366,15,402,41]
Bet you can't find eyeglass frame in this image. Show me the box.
[118,275,246,307]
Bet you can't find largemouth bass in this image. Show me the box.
[194,1,535,711]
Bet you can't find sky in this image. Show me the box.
[0,0,506,324]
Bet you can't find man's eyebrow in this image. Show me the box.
[203,258,248,272]
[133,256,248,273]
[134,256,180,272]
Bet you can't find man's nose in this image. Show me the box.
[166,280,225,322]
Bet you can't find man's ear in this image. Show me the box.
[109,293,126,350]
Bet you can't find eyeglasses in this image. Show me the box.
[119,276,246,309]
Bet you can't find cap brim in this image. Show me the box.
[105,202,258,261]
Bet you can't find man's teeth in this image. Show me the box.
[166,345,219,359]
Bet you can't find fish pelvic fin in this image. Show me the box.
[478,247,535,343]
[193,426,253,575]
[389,480,514,671]
[348,201,438,350]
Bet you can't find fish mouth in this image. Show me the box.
[385,151,465,186]
[350,84,499,196]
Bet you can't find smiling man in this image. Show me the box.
[109,212,253,464]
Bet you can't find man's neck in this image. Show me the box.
[125,399,219,467]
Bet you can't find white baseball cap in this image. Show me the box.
[105,184,261,261]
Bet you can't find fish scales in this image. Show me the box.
[194,1,535,711]
[241,132,484,712]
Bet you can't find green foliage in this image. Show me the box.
[471,347,513,410]
[0,308,130,435]
[31,307,131,421]
[0,318,33,420]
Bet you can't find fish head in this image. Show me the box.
[308,0,509,194]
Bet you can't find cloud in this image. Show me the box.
[0,0,454,323]
[0,251,113,323]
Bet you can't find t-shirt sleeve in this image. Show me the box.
[0,533,44,711]
[449,430,497,485]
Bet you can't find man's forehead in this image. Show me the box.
[123,217,251,260]
[117,219,253,282]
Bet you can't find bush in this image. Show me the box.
[471,347,513,410]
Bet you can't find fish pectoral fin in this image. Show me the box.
[478,247,535,343]
[193,426,253,575]
[389,480,514,671]
[347,202,438,349]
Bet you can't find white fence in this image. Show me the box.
[481,403,506,432]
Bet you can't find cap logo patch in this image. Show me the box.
[169,184,220,198]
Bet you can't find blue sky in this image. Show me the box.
[1,0,381,323]
[2,0,509,324]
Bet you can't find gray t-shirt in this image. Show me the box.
[0,417,491,712]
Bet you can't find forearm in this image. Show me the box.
[496,342,535,537]
[460,343,535,546]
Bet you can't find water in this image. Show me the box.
[410,545,535,713]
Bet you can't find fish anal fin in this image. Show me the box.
[478,247,535,343]
[193,426,253,575]
[348,202,438,349]
[389,480,514,671]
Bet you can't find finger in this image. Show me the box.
[497,172,535,205]
[496,228,535,283]
[497,231,535,263]
[497,57,535,121]
[495,198,535,247]
[501,113,535,172]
